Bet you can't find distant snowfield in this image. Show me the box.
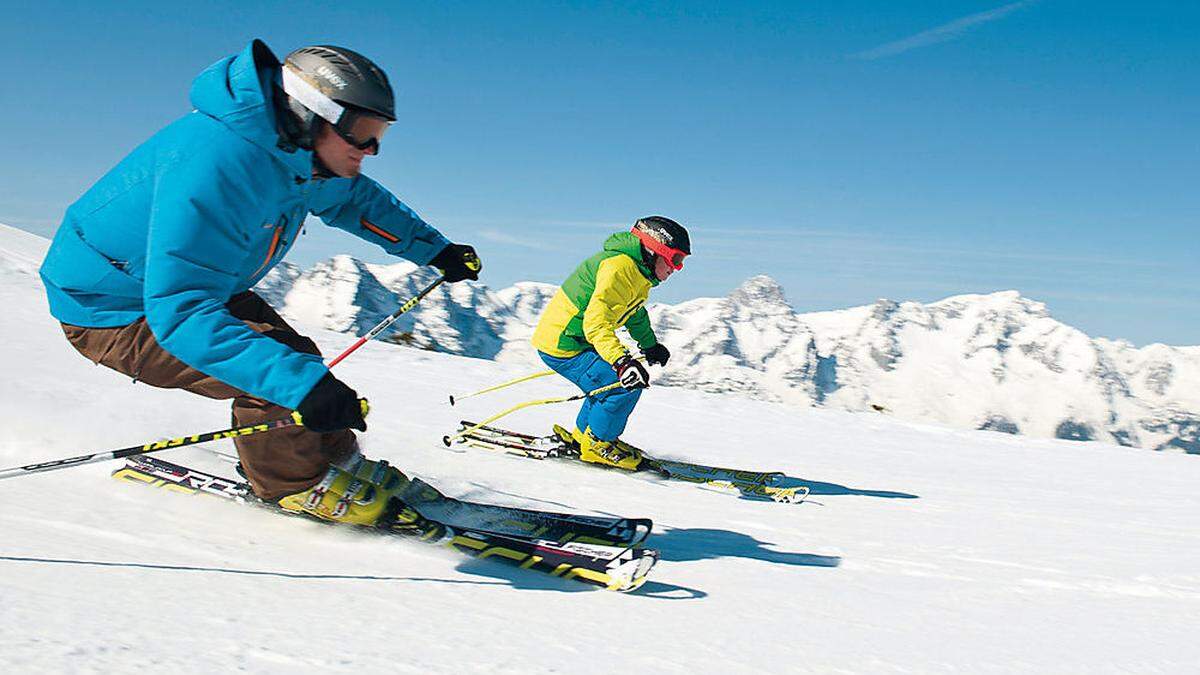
[2,225,1198,672]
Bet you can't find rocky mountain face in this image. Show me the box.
[256,256,550,362]
[257,260,1200,454]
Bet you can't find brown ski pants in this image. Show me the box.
[60,290,354,501]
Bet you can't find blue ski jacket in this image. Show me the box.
[39,40,449,409]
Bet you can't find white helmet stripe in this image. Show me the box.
[281,66,345,125]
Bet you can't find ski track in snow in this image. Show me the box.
[1,225,1198,672]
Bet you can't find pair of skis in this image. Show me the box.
[448,421,809,504]
[104,418,801,592]
[112,455,657,592]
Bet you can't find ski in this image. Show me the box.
[451,421,809,504]
[398,477,653,547]
[111,455,658,592]
[200,450,649,548]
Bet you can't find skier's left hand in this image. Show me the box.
[642,343,670,367]
[614,354,650,390]
[430,243,481,282]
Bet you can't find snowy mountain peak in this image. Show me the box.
[929,290,1049,319]
[869,298,901,321]
[728,275,792,311]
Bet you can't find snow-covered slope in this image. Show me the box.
[257,251,1200,454]
[0,225,47,276]
[2,223,1199,671]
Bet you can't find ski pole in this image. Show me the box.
[0,417,299,481]
[447,358,647,405]
[327,276,445,368]
[0,403,369,481]
[448,369,556,406]
[442,382,623,446]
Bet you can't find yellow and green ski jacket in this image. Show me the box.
[532,231,659,364]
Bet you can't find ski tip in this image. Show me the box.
[608,550,659,592]
[772,486,810,504]
[441,435,452,447]
[448,395,456,406]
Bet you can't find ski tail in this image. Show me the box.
[647,458,784,486]
[112,455,251,500]
[452,420,806,504]
[454,420,564,459]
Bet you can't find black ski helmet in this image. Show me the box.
[631,216,691,270]
[277,45,395,151]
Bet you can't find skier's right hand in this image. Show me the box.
[429,243,482,282]
[295,373,368,432]
[614,354,650,390]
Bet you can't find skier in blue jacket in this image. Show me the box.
[40,40,479,526]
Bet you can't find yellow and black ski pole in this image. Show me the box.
[442,382,623,447]
[0,403,369,481]
[0,418,298,481]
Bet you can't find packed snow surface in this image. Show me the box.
[2,224,1198,672]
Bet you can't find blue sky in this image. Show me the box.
[2,1,1196,345]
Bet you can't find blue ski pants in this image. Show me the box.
[538,350,642,441]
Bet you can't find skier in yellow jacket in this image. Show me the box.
[531,216,691,469]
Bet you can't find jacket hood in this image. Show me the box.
[603,231,659,286]
[189,39,311,179]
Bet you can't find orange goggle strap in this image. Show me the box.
[631,228,688,270]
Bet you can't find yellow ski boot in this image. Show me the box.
[277,453,413,527]
[577,428,643,471]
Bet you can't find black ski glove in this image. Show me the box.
[295,373,368,433]
[614,354,650,390]
[642,343,670,367]
[429,243,481,282]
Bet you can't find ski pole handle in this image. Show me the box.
[327,276,445,368]
[289,398,372,427]
[465,251,483,274]
[0,417,299,481]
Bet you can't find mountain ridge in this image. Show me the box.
[2,224,1194,454]
[256,255,1199,454]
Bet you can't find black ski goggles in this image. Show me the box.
[330,108,391,154]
